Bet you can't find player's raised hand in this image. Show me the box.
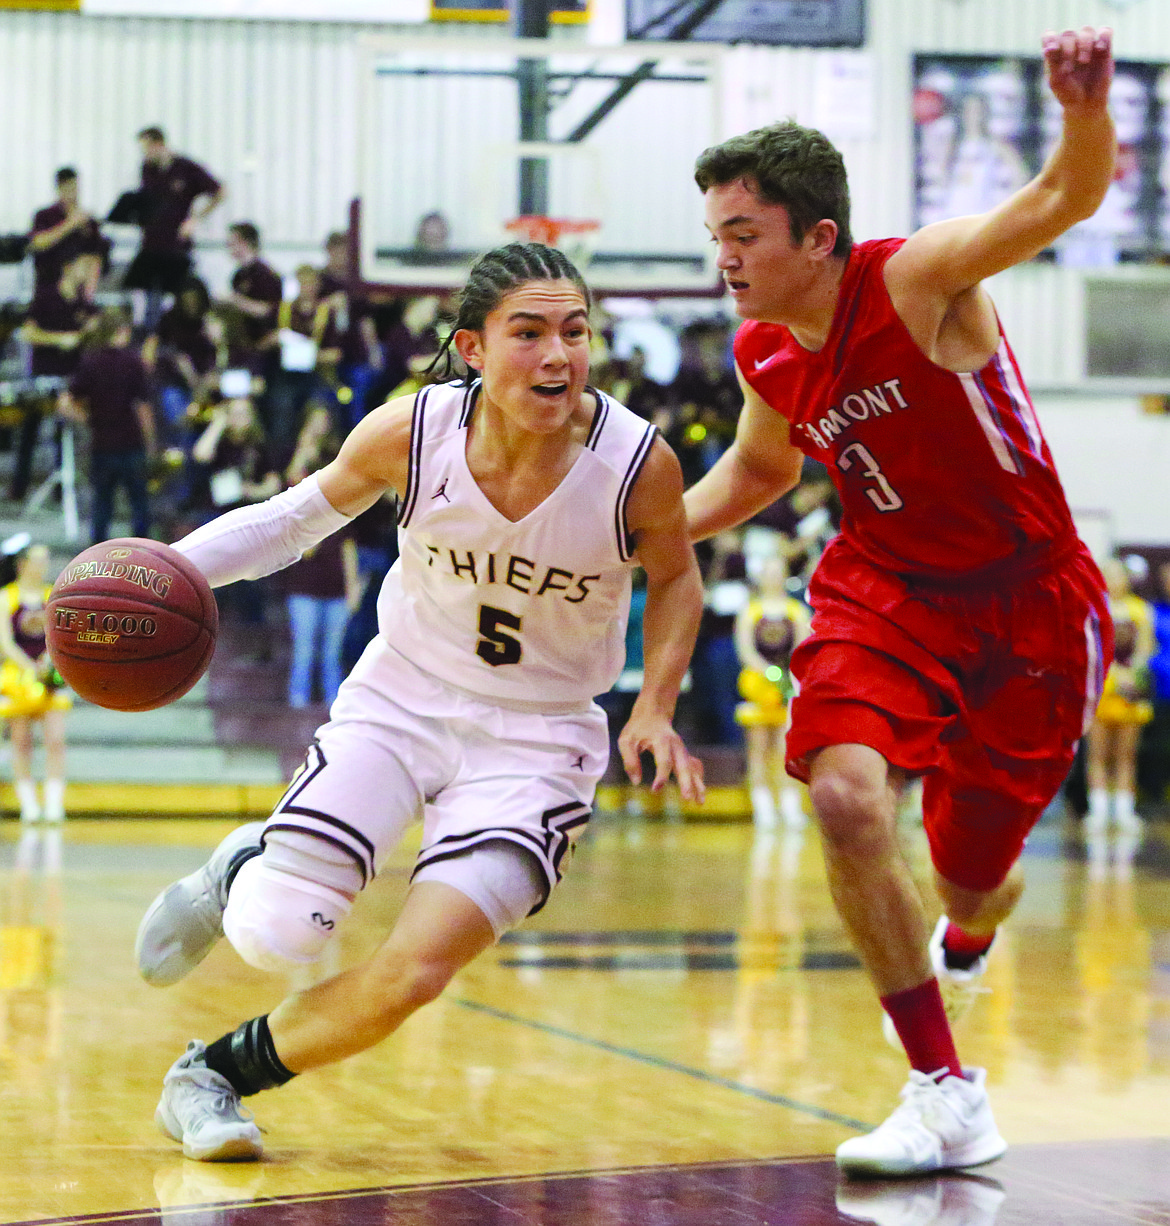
[1043,26,1114,112]
[618,710,706,804]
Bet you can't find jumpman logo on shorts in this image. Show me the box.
[571,753,586,770]
[432,478,451,503]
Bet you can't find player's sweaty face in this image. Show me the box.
[705,179,812,322]
[476,280,592,432]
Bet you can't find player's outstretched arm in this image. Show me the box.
[892,26,1115,297]
[684,367,805,543]
[174,395,414,588]
[623,437,706,803]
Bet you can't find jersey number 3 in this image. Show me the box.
[477,604,523,667]
[837,442,904,513]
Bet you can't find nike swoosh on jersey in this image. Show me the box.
[753,355,779,372]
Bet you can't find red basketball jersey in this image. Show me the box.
[735,238,1078,580]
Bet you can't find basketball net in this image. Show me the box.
[504,216,601,270]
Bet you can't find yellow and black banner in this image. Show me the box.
[0,1,81,10]
[430,0,588,24]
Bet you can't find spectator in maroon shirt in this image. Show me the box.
[22,251,101,380]
[280,404,359,708]
[319,230,384,426]
[221,221,283,375]
[282,529,360,709]
[123,126,224,325]
[266,264,342,452]
[29,167,109,296]
[187,396,280,521]
[142,276,219,440]
[340,487,399,674]
[370,292,449,405]
[608,345,672,423]
[186,396,281,635]
[59,307,156,543]
[12,251,102,501]
[690,528,749,747]
[666,320,741,479]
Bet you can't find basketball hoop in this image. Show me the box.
[504,216,601,269]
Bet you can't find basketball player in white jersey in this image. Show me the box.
[134,242,705,1161]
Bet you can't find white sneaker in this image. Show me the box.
[1114,809,1144,837]
[779,787,807,830]
[837,1172,1006,1224]
[136,823,264,986]
[156,1040,263,1162]
[1083,808,1109,837]
[883,917,990,1049]
[42,779,66,823]
[16,780,41,823]
[835,1066,1006,1177]
[750,785,777,830]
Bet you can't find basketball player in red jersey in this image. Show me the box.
[686,27,1115,1177]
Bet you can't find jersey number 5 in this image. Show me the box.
[837,442,904,513]
[477,604,523,667]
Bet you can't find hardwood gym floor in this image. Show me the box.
[1,810,1168,1225]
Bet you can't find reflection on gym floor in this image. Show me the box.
[0,811,1168,1224]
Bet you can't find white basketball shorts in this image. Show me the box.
[263,635,609,915]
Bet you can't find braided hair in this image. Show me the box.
[427,241,590,384]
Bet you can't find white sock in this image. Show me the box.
[15,779,40,822]
[1088,788,1110,820]
[1114,790,1139,829]
[751,785,777,828]
[43,778,66,823]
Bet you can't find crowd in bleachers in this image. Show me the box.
[2,129,1169,827]
[0,129,836,744]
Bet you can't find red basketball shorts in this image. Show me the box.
[786,538,1112,891]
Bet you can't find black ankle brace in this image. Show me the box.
[204,1015,296,1096]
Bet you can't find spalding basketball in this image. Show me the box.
[46,538,218,712]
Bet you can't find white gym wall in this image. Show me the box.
[0,0,1166,542]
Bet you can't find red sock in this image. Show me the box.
[880,978,962,1079]
[943,922,995,969]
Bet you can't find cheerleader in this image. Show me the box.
[0,535,71,822]
[734,551,811,829]
[1086,557,1154,835]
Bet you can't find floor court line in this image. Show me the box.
[9,1156,842,1226]
[452,996,873,1131]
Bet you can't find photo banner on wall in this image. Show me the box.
[626,0,862,45]
[914,54,1168,266]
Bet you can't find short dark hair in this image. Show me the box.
[138,125,166,144]
[694,121,852,256]
[325,231,348,249]
[55,167,77,186]
[428,241,590,385]
[229,221,261,250]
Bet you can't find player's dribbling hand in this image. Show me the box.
[618,713,706,804]
[1043,26,1114,112]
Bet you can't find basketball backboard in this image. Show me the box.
[355,37,724,297]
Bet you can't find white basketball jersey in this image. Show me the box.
[376,380,658,709]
